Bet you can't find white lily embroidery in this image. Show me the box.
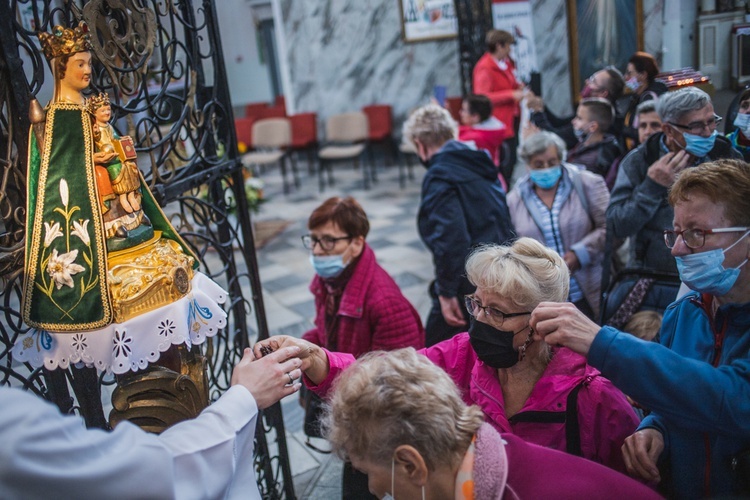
[59,179,69,208]
[43,221,63,248]
[46,248,85,289]
[71,219,91,246]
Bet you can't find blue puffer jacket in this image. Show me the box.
[589,292,750,499]
[417,140,515,298]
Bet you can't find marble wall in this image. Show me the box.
[278,0,665,134]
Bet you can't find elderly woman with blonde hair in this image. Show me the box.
[325,347,660,499]
[256,238,638,473]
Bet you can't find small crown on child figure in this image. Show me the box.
[38,22,92,61]
[86,92,111,115]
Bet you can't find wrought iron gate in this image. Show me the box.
[0,0,294,497]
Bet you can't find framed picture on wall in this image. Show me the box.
[566,0,644,102]
[399,0,458,43]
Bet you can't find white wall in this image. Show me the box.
[215,0,274,109]
[662,0,698,71]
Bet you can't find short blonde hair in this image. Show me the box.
[324,348,484,470]
[466,238,569,311]
[402,104,457,150]
[623,311,662,341]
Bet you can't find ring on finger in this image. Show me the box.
[286,372,294,385]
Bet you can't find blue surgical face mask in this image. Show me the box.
[733,113,750,137]
[309,254,347,279]
[529,165,562,189]
[675,230,750,296]
[681,129,717,157]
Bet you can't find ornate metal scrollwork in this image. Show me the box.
[0,0,293,497]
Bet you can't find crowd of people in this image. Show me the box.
[8,24,750,500]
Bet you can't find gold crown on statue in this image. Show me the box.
[38,22,92,61]
[86,92,111,114]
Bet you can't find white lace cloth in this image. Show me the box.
[13,272,227,374]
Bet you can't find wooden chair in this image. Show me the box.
[317,112,372,191]
[241,118,298,194]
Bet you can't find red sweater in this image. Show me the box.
[472,52,523,137]
[302,244,424,357]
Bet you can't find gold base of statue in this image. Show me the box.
[109,344,210,433]
[107,232,195,323]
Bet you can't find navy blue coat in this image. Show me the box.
[417,140,515,298]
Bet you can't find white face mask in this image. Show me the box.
[382,457,425,500]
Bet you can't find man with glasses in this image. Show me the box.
[607,86,742,273]
[528,67,625,149]
[532,159,750,497]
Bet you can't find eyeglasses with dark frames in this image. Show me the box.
[667,114,722,135]
[663,227,750,249]
[301,234,352,251]
[464,295,530,326]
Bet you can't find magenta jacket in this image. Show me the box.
[313,332,638,473]
[473,424,661,499]
[302,244,424,357]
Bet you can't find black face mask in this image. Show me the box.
[419,155,431,169]
[468,318,531,369]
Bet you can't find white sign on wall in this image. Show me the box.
[492,0,538,84]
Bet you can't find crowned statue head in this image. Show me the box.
[38,22,93,105]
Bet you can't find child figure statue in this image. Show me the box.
[87,92,152,248]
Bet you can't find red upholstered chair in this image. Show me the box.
[235,117,255,151]
[364,104,404,185]
[274,95,287,116]
[257,105,286,120]
[289,112,318,174]
[245,102,269,119]
[445,96,463,123]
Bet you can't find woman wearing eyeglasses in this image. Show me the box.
[299,196,424,499]
[532,159,750,497]
[257,237,638,474]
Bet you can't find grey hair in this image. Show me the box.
[636,99,657,116]
[657,87,712,124]
[402,104,457,149]
[518,130,567,164]
[465,238,569,311]
[324,348,484,470]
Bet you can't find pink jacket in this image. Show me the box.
[315,333,638,473]
[302,244,424,357]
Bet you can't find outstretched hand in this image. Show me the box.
[253,336,331,385]
[529,302,600,356]
[230,347,302,409]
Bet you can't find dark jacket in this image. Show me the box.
[418,140,515,298]
[567,134,623,178]
[607,132,742,273]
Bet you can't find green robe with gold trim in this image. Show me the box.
[23,102,196,332]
